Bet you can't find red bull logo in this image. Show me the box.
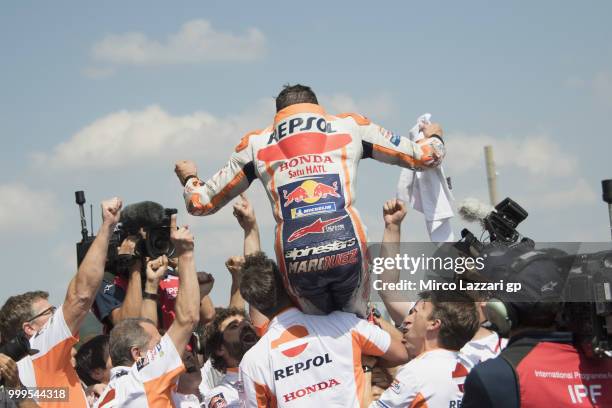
[287,215,347,242]
[282,180,340,207]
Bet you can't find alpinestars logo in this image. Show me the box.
[287,215,347,242]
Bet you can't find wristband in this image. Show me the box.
[430,134,444,145]
[143,292,159,301]
[183,175,198,186]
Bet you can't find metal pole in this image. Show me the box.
[484,145,498,206]
[602,179,612,240]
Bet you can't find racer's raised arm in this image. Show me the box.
[347,113,445,170]
[175,133,257,216]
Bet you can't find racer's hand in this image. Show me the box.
[420,122,443,138]
[233,193,257,232]
[175,160,198,185]
[169,214,195,256]
[101,197,122,227]
[383,199,407,227]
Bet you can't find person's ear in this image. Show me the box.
[428,318,442,331]
[22,322,36,337]
[130,346,141,363]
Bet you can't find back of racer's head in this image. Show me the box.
[109,317,160,367]
[275,84,318,111]
[240,252,291,318]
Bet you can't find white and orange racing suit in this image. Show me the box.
[182,103,445,316]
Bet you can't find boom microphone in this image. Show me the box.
[457,197,494,223]
[120,201,166,231]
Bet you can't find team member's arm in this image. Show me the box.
[141,255,168,326]
[379,199,414,327]
[226,256,246,310]
[350,113,445,169]
[109,236,143,325]
[232,193,269,329]
[63,197,122,335]
[175,135,257,216]
[166,215,200,355]
[354,318,409,367]
[369,365,419,408]
[197,272,216,325]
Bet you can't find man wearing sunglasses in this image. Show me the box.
[0,197,123,407]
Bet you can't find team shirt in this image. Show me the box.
[239,307,391,408]
[461,331,507,367]
[17,304,87,408]
[203,368,241,408]
[94,333,185,408]
[199,358,224,397]
[373,349,473,408]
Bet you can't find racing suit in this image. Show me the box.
[182,103,445,316]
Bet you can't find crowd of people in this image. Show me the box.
[1,85,610,407]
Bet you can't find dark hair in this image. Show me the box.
[420,291,480,350]
[109,318,155,367]
[0,291,49,343]
[240,252,286,314]
[203,307,248,373]
[76,335,109,386]
[275,84,318,112]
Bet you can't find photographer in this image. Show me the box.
[0,197,122,407]
[462,257,612,407]
[95,214,200,407]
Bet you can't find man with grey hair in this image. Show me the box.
[0,197,123,408]
[95,214,200,408]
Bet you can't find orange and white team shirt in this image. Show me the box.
[238,307,391,408]
[94,333,185,408]
[203,368,241,408]
[372,349,473,408]
[17,304,87,408]
[460,332,508,366]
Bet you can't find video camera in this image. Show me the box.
[0,331,37,384]
[74,191,177,275]
[454,191,612,358]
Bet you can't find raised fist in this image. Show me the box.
[383,199,407,227]
[169,214,195,256]
[101,197,122,226]
[225,255,245,277]
[175,160,198,185]
[233,194,257,232]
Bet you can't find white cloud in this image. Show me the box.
[321,92,396,120]
[32,99,274,169]
[515,178,597,210]
[0,184,61,233]
[445,133,578,178]
[90,19,266,67]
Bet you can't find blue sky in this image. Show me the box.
[1,1,611,307]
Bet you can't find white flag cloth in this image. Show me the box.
[397,113,455,242]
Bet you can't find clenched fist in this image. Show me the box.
[169,214,195,256]
[101,197,122,226]
[233,194,257,232]
[175,160,198,185]
[383,199,407,227]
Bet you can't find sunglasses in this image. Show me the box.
[27,305,57,323]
